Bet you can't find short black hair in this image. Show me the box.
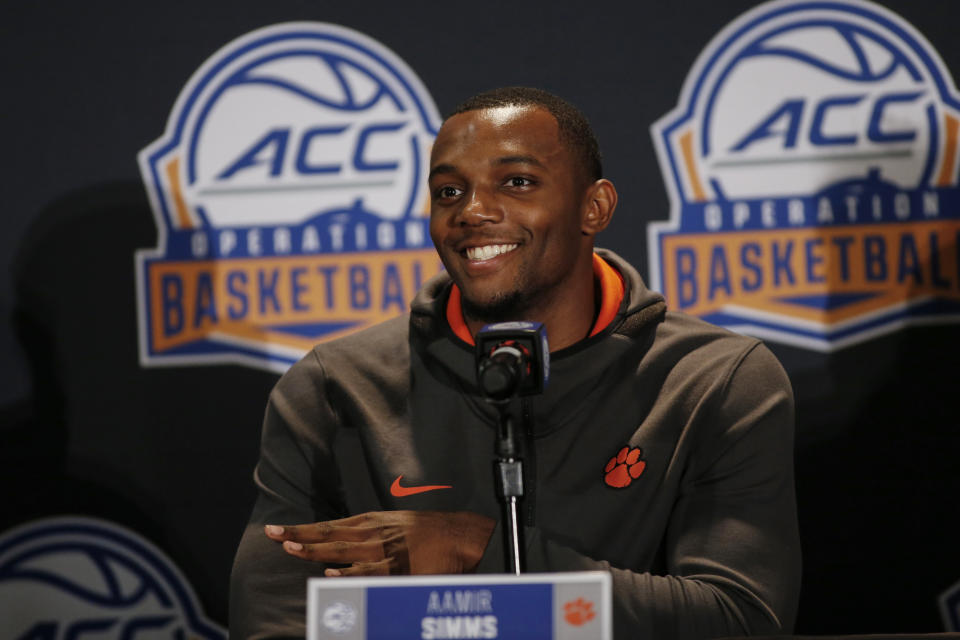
[448,87,603,182]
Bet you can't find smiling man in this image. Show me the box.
[230,87,801,639]
[428,97,617,351]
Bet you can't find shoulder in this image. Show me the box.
[659,309,772,361]
[651,313,795,464]
[651,309,792,401]
[272,314,412,399]
[314,314,411,363]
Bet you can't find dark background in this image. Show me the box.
[2,0,958,634]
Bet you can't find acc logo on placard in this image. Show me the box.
[137,22,442,372]
[0,516,224,639]
[650,0,960,350]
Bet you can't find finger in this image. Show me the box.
[314,511,395,529]
[326,559,393,577]
[282,539,385,564]
[265,522,372,544]
[264,524,290,540]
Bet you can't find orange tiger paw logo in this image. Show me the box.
[563,597,596,626]
[604,446,646,488]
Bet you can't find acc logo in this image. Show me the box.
[321,600,358,634]
[137,23,442,372]
[650,0,960,350]
[0,516,224,639]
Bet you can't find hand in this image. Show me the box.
[264,510,496,577]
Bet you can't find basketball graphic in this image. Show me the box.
[705,19,935,199]
[182,31,434,229]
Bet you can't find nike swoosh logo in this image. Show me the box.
[390,475,453,497]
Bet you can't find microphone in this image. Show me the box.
[475,322,549,402]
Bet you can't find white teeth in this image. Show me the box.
[465,244,518,261]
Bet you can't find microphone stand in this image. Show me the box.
[476,323,548,576]
[491,398,524,575]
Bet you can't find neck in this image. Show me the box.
[463,252,597,352]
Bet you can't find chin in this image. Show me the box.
[461,290,527,324]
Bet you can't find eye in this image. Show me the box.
[433,185,463,200]
[506,176,533,188]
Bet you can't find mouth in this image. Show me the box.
[463,243,519,261]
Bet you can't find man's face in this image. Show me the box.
[428,105,590,322]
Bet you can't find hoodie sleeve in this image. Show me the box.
[229,349,348,640]
[477,342,801,640]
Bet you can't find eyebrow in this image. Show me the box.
[428,155,545,180]
[494,155,544,169]
[428,163,456,180]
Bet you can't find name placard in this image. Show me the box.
[307,571,611,640]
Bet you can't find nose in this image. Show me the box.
[456,189,502,226]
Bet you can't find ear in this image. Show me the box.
[580,179,617,236]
